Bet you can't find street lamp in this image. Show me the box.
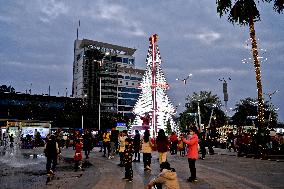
[98,52,110,131]
[205,103,219,130]
[264,90,279,128]
[82,94,87,130]
[176,74,193,84]
[218,77,231,124]
[175,73,193,112]
[189,95,202,131]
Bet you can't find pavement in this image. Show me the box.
[0,147,283,189]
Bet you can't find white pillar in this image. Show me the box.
[99,76,101,131]
[82,115,83,129]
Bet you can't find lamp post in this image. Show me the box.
[99,65,102,131]
[218,77,231,125]
[264,90,279,128]
[82,94,87,130]
[189,95,202,132]
[98,52,110,131]
[205,103,218,130]
[176,73,193,118]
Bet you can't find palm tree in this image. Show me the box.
[216,0,283,133]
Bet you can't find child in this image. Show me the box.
[74,139,83,171]
[147,162,180,189]
[178,135,185,157]
[122,137,134,182]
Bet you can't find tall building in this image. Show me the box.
[72,39,144,127]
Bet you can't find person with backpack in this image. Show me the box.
[44,134,60,175]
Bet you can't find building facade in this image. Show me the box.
[72,39,143,125]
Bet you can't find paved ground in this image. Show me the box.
[0,147,283,189]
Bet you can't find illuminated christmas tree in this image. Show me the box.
[132,34,176,137]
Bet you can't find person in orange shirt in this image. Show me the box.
[182,126,199,182]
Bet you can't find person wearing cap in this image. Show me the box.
[182,126,199,182]
[147,162,180,189]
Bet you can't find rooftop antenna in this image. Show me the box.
[48,85,50,96]
[76,20,80,39]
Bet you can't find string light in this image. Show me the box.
[131,34,176,136]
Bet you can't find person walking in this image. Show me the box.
[133,130,141,162]
[156,129,169,166]
[141,129,152,171]
[44,134,60,175]
[182,126,199,182]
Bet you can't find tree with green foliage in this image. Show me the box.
[179,91,226,131]
[231,97,278,128]
[216,0,283,133]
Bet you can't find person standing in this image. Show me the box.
[182,126,199,182]
[109,127,118,159]
[102,130,110,158]
[83,130,92,159]
[170,132,178,155]
[9,134,14,148]
[118,130,127,167]
[156,129,169,166]
[141,129,152,171]
[74,139,83,171]
[133,130,141,162]
[123,137,134,182]
[44,134,60,175]
[199,131,206,160]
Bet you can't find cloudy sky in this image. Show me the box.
[0,0,283,122]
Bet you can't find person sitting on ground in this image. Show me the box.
[147,162,180,189]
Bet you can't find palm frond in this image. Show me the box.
[273,0,284,13]
[228,0,260,26]
[216,0,232,17]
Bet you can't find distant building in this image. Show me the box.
[72,39,144,121]
[0,92,82,128]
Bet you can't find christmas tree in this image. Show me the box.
[132,34,176,137]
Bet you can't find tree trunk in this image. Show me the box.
[249,16,265,132]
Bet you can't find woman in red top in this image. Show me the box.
[74,139,83,171]
[182,126,199,182]
[170,132,178,155]
[156,129,169,166]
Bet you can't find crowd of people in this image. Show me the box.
[2,125,283,189]
[40,126,205,189]
[224,130,284,159]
